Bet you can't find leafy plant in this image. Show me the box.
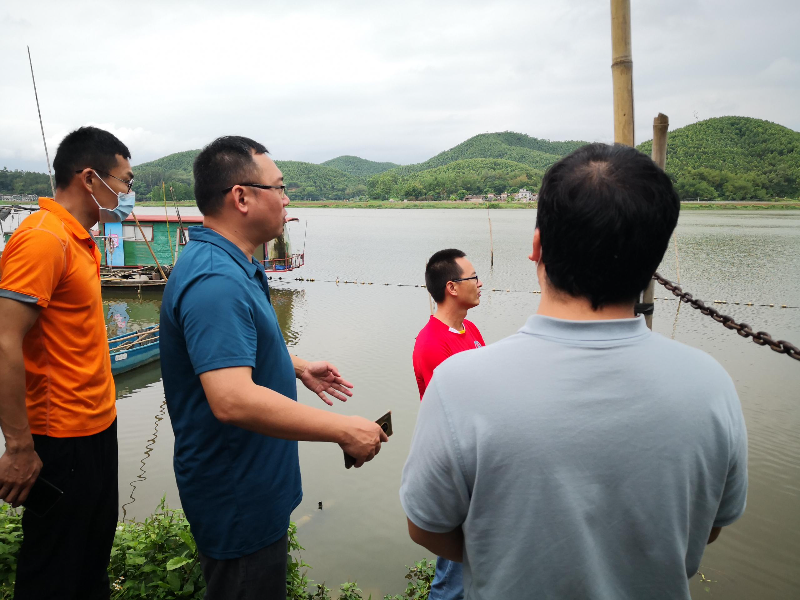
[0,504,23,599]
[108,497,203,599]
[383,559,435,600]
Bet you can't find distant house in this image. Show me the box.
[516,188,534,202]
[464,195,485,203]
[499,193,509,201]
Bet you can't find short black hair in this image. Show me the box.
[53,126,130,190]
[425,248,466,304]
[193,136,269,215]
[536,143,679,309]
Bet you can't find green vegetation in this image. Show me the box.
[0,502,433,600]
[5,117,798,203]
[367,158,544,200]
[637,116,800,200]
[0,168,51,196]
[399,131,587,175]
[280,161,363,200]
[321,156,400,177]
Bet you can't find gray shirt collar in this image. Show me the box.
[519,314,650,342]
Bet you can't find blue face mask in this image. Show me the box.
[92,171,136,223]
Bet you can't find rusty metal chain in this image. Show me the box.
[653,273,799,362]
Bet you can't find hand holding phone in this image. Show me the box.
[344,411,392,469]
[22,477,63,517]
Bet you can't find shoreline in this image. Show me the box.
[3,201,799,211]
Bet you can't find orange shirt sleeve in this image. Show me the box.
[0,228,66,307]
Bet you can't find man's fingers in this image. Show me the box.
[16,482,35,506]
[331,383,354,396]
[328,388,350,402]
[334,377,354,389]
[0,484,11,501]
[380,430,389,443]
[5,485,21,507]
[317,392,334,406]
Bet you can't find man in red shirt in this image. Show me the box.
[412,248,484,599]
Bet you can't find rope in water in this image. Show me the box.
[274,276,798,309]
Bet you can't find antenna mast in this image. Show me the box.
[27,46,55,197]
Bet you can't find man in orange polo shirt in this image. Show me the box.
[0,126,133,599]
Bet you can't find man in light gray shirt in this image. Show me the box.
[399,143,747,600]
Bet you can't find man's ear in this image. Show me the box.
[445,281,457,298]
[529,228,542,263]
[77,168,94,194]
[230,186,249,215]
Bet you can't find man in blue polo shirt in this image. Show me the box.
[160,136,387,599]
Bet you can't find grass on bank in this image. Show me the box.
[0,501,434,600]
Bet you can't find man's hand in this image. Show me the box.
[339,416,388,468]
[0,443,42,507]
[299,361,354,406]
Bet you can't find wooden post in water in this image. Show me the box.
[487,210,494,268]
[610,0,634,147]
[162,181,174,263]
[645,113,670,329]
[132,211,168,282]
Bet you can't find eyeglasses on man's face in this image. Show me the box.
[222,183,287,198]
[75,169,135,193]
[451,274,479,283]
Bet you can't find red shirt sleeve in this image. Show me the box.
[413,337,452,400]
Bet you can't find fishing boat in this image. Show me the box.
[98,215,305,289]
[109,325,160,375]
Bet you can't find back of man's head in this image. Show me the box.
[53,126,130,190]
[536,143,679,309]
[425,248,466,304]
[193,136,269,216]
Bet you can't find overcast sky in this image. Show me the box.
[1,0,798,172]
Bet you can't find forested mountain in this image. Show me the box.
[368,159,544,201]
[321,156,399,177]
[637,117,800,200]
[131,151,363,201]
[5,118,797,201]
[279,161,363,200]
[397,132,588,176]
[0,168,52,196]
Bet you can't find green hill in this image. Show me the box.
[279,161,363,200]
[321,155,400,177]
[637,116,800,200]
[367,158,544,201]
[11,118,795,202]
[403,131,589,174]
[132,151,363,201]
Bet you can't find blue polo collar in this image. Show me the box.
[187,226,263,278]
[519,314,650,342]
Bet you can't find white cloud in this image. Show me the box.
[0,0,797,172]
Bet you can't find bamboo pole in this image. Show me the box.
[610,0,634,146]
[644,113,669,329]
[162,181,173,263]
[488,210,494,268]
[169,185,186,262]
[131,212,168,281]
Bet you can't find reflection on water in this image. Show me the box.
[107,210,800,599]
[121,400,166,521]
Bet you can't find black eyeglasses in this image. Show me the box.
[222,183,287,198]
[75,169,135,193]
[451,275,479,283]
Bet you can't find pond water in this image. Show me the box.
[108,208,799,599]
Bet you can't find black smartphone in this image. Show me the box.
[22,477,63,517]
[344,411,392,469]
